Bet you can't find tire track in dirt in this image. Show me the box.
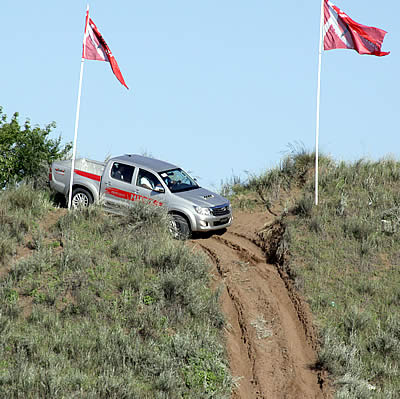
[198,243,262,397]
[221,231,319,353]
[191,211,330,399]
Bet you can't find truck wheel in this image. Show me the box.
[170,214,191,240]
[71,188,93,208]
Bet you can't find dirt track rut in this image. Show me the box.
[191,211,330,399]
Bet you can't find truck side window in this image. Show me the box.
[110,162,134,183]
[137,169,162,191]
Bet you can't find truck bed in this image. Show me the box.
[50,158,105,199]
[54,158,105,176]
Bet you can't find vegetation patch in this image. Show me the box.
[228,150,400,398]
[0,186,231,398]
[0,107,71,189]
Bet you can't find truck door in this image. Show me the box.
[134,168,166,207]
[102,161,136,208]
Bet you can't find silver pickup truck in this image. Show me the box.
[49,154,232,238]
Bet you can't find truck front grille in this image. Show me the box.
[211,204,230,216]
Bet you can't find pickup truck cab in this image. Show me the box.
[50,154,232,239]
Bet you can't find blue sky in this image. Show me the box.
[1,1,398,189]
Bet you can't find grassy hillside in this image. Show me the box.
[226,149,400,398]
[0,185,231,398]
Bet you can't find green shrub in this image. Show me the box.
[0,196,231,397]
[231,154,400,397]
[292,194,314,218]
[0,107,71,189]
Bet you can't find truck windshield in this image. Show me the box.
[159,168,199,193]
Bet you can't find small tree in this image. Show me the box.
[0,107,71,188]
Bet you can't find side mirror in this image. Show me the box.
[153,186,165,193]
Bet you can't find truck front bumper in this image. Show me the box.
[192,214,233,232]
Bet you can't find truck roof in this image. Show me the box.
[113,154,177,173]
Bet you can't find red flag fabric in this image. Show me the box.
[83,10,129,89]
[323,0,389,56]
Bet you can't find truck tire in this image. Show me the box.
[71,188,93,208]
[170,214,191,240]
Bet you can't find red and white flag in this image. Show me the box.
[323,0,389,56]
[83,10,129,89]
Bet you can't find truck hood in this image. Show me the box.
[174,187,229,208]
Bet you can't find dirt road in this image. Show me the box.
[191,211,330,399]
[6,207,330,397]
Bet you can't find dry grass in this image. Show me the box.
[228,151,400,398]
[0,185,231,398]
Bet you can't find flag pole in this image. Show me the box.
[68,4,89,209]
[315,0,324,206]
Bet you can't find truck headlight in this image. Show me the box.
[194,206,212,216]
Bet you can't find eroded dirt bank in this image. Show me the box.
[191,211,331,399]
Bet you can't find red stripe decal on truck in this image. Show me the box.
[74,169,101,182]
[105,187,163,206]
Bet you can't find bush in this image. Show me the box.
[0,197,231,397]
[0,107,71,188]
[230,154,400,396]
[0,184,53,266]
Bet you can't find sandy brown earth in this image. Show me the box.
[191,210,331,399]
[4,207,331,398]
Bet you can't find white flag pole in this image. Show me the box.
[68,5,89,209]
[315,0,324,206]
